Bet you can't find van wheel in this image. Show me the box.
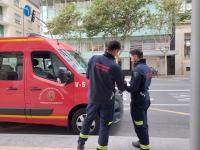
[71,108,99,135]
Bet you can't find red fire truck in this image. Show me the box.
[0,35,123,134]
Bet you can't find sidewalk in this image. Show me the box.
[0,134,189,150]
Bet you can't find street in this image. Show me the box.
[110,78,190,138]
[0,78,190,139]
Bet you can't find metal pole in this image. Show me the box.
[164,52,167,77]
[35,15,53,39]
[190,0,200,149]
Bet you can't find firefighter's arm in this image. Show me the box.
[113,65,125,92]
[86,56,93,79]
[125,70,142,93]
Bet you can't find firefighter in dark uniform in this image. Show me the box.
[125,49,152,150]
[77,40,125,150]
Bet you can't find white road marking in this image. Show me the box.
[179,94,191,97]
[150,98,154,101]
[173,95,191,98]
[149,89,190,92]
[124,103,189,106]
[150,107,190,116]
[151,104,189,106]
[177,98,190,102]
[168,92,190,95]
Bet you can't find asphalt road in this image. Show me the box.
[0,78,190,139]
[110,78,190,138]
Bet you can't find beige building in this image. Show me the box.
[175,23,191,76]
[175,0,192,76]
[0,0,40,37]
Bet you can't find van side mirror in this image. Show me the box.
[57,67,74,84]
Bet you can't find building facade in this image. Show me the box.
[40,0,179,75]
[0,0,40,37]
[175,23,191,76]
[175,0,191,76]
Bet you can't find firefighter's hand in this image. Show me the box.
[124,81,131,92]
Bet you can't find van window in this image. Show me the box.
[60,50,87,74]
[31,51,70,83]
[0,52,23,80]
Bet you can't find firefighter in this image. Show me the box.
[125,49,152,150]
[77,40,125,150]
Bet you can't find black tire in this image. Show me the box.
[71,108,99,135]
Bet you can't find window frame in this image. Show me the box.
[0,52,24,81]
[31,51,72,84]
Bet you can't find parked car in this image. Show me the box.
[0,35,123,134]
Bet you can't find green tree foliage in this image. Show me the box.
[47,3,81,39]
[83,0,153,39]
[149,0,184,35]
[177,10,191,23]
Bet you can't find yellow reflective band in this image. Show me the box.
[80,133,89,139]
[140,144,150,149]
[108,121,112,125]
[0,38,44,42]
[97,144,108,150]
[134,120,144,126]
[0,115,66,119]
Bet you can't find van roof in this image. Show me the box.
[0,35,74,51]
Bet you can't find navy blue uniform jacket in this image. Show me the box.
[86,52,125,104]
[126,59,152,109]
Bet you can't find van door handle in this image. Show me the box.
[30,87,42,91]
[6,87,18,91]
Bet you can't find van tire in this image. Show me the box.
[71,108,99,135]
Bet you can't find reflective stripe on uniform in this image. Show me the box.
[140,144,150,149]
[97,144,108,150]
[108,121,112,125]
[79,133,89,139]
[134,120,144,126]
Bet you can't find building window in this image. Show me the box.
[185,0,192,10]
[0,25,4,37]
[155,37,170,50]
[89,41,105,51]
[0,6,3,21]
[14,0,20,7]
[186,67,190,71]
[130,40,142,51]
[184,33,191,59]
[14,13,21,25]
[143,39,155,51]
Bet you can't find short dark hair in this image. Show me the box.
[130,49,143,58]
[106,40,121,51]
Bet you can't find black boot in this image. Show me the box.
[77,143,84,150]
[132,140,140,148]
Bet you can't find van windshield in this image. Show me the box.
[60,49,87,74]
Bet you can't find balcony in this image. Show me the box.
[0,0,8,7]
